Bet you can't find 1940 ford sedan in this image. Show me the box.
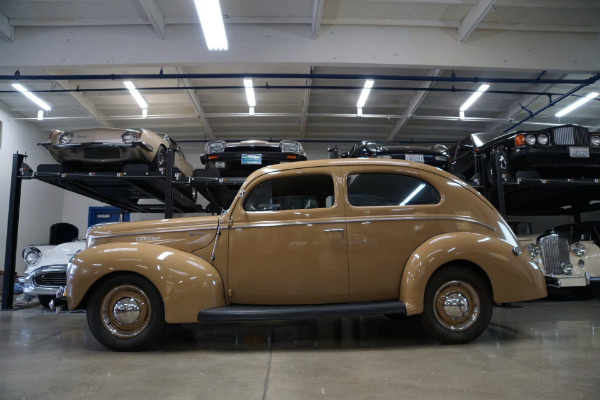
[58,159,546,350]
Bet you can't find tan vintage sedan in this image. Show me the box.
[39,128,194,176]
[57,159,547,350]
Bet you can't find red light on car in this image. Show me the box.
[515,134,526,146]
[286,155,297,160]
[208,155,218,160]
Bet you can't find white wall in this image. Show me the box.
[0,105,66,275]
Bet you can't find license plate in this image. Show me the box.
[241,153,262,165]
[405,154,425,163]
[569,146,589,158]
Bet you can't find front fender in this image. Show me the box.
[67,242,226,323]
[399,232,546,315]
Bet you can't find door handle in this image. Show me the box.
[323,228,344,232]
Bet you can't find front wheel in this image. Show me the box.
[420,266,493,344]
[86,274,165,351]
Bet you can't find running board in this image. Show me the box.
[197,301,406,321]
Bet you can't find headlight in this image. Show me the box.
[435,155,447,161]
[537,134,549,145]
[22,247,42,266]
[572,242,586,257]
[590,135,600,146]
[562,262,574,275]
[527,243,540,258]
[525,134,536,145]
[205,140,226,154]
[121,130,138,144]
[59,131,74,144]
[432,144,448,153]
[366,142,379,153]
[280,140,304,154]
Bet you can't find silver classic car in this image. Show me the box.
[39,128,194,176]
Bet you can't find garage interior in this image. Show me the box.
[0,1,599,399]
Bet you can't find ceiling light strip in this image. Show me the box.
[460,83,490,113]
[555,92,599,118]
[244,79,256,107]
[194,0,228,51]
[356,79,374,108]
[12,83,51,110]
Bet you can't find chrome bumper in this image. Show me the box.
[545,272,590,288]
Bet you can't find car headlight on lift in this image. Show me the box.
[571,242,586,257]
[121,130,139,144]
[280,140,304,154]
[205,140,226,154]
[537,134,549,145]
[525,134,537,145]
[59,131,74,144]
[22,246,42,266]
[590,135,600,146]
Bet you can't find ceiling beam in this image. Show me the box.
[52,80,116,128]
[176,67,215,140]
[0,11,14,42]
[312,0,324,39]
[459,0,496,44]
[137,0,166,39]
[387,69,443,141]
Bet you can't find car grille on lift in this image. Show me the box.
[551,125,589,146]
[538,234,570,275]
[33,271,67,287]
[83,147,122,159]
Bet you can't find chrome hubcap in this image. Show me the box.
[433,280,480,332]
[100,285,151,338]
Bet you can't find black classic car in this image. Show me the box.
[342,141,451,170]
[199,139,307,177]
[449,124,600,183]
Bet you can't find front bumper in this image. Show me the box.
[40,142,154,164]
[18,266,67,296]
[509,147,600,178]
[201,151,308,177]
[545,272,590,288]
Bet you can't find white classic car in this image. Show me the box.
[18,241,86,307]
[518,222,600,290]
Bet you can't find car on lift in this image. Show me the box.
[521,222,600,292]
[39,128,195,176]
[342,141,451,171]
[55,158,546,351]
[199,139,307,177]
[196,139,307,211]
[19,240,86,308]
[449,124,600,183]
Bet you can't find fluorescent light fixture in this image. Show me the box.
[37,110,44,121]
[244,79,256,107]
[123,81,148,109]
[249,106,255,116]
[555,92,599,118]
[459,111,465,120]
[12,83,51,111]
[194,0,228,51]
[356,80,374,108]
[460,83,490,113]
[357,107,363,117]
[142,108,148,118]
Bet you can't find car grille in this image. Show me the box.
[33,271,67,287]
[538,235,570,275]
[83,147,122,159]
[551,125,589,146]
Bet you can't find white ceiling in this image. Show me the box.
[0,0,599,149]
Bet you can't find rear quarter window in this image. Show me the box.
[346,173,440,207]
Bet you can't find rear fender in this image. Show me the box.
[400,232,546,315]
[67,242,225,323]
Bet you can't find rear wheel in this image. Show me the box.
[486,148,508,184]
[420,266,493,344]
[151,145,167,171]
[86,274,165,351]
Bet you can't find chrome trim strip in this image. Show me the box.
[90,225,219,240]
[231,216,495,231]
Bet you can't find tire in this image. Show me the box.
[419,266,493,344]
[86,274,165,351]
[151,145,167,172]
[38,295,53,308]
[486,148,508,184]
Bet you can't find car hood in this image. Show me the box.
[87,215,222,252]
[23,241,86,275]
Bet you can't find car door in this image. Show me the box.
[341,165,444,302]
[227,167,349,305]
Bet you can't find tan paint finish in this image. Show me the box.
[67,242,225,323]
[69,158,547,324]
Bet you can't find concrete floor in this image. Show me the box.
[1,296,599,400]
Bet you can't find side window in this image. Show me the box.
[244,174,335,211]
[346,173,440,207]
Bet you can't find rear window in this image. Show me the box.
[346,173,440,207]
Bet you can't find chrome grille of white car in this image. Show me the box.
[33,271,67,287]
[552,125,589,146]
[538,234,570,275]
